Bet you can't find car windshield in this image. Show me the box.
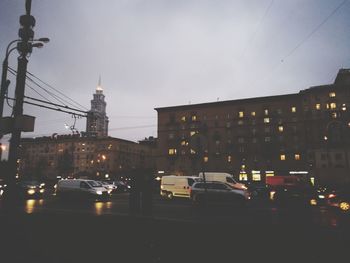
[226,177,237,184]
[19,180,40,186]
[87,181,102,187]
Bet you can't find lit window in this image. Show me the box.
[295,154,300,160]
[266,171,274,177]
[239,111,244,118]
[181,140,187,146]
[278,126,284,132]
[264,109,269,115]
[203,156,209,162]
[190,149,196,154]
[252,171,261,181]
[264,118,270,123]
[168,148,177,155]
[291,106,296,113]
[280,154,286,161]
[251,111,256,117]
[330,103,336,109]
[181,116,186,122]
[342,104,346,111]
[191,115,197,121]
[227,155,232,163]
[190,131,196,136]
[329,92,336,98]
[315,104,321,110]
[239,172,248,181]
[332,112,337,118]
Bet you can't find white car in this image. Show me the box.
[100,181,117,192]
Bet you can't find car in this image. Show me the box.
[190,181,249,207]
[327,185,350,212]
[99,181,118,192]
[56,179,110,201]
[113,180,131,193]
[272,184,318,208]
[14,180,46,199]
[0,179,7,197]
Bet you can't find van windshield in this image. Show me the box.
[87,181,103,187]
[226,177,237,184]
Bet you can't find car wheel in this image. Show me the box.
[339,201,350,212]
[167,192,173,200]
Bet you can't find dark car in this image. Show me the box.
[14,180,46,199]
[272,184,318,208]
[327,185,350,212]
[190,181,249,207]
[113,181,131,193]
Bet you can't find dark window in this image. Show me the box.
[188,178,195,186]
[335,153,343,160]
[80,182,90,189]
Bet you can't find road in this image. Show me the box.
[0,192,349,263]
[1,191,348,227]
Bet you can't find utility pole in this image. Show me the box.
[6,0,36,194]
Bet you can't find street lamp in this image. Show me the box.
[0,37,49,160]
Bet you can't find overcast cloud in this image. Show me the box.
[1,0,349,147]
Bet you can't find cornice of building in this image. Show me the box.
[155,93,299,112]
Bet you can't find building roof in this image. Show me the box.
[155,93,299,112]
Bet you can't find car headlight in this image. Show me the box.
[96,191,102,195]
[40,189,45,193]
[40,183,45,188]
[107,190,112,194]
[27,189,36,195]
[318,195,325,199]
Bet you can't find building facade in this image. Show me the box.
[19,134,154,180]
[155,69,350,186]
[86,77,109,137]
[18,78,155,180]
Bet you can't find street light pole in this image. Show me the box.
[0,41,19,160]
[6,0,38,191]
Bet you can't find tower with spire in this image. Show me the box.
[86,76,109,137]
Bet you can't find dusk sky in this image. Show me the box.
[1,0,350,148]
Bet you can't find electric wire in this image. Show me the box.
[281,0,348,62]
[25,69,89,111]
[8,66,87,111]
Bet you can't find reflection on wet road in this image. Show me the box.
[2,193,349,228]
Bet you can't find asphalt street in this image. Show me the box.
[0,192,349,263]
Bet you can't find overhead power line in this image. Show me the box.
[25,69,89,111]
[5,96,87,118]
[8,66,88,111]
[281,0,348,62]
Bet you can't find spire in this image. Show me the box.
[96,75,103,92]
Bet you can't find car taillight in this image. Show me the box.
[328,193,336,199]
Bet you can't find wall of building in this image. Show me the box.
[155,69,350,185]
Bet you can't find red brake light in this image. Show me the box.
[328,193,336,198]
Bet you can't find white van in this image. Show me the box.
[160,175,200,199]
[198,172,248,190]
[56,179,111,200]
